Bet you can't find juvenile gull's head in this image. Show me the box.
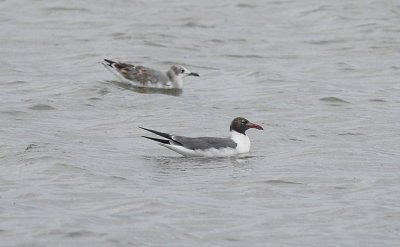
[167,65,199,88]
[171,65,199,77]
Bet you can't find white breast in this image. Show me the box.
[230,130,251,153]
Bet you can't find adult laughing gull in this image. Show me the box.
[102,59,199,89]
[140,117,263,157]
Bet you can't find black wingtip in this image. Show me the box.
[103,59,115,66]
[141,136,170,144]
[139,126,172,140]
[139,126,152,133]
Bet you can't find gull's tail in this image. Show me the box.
[103,59,116,67]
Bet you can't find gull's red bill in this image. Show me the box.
[246,122,263,130]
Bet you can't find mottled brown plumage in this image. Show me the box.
[103,59,199,89]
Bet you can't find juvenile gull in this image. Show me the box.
[140,117,263,157]
[102,59,199,89]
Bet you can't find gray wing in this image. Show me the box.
[173,136,237,150]
[118,65,169,84]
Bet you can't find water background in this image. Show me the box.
[1,0,400,246]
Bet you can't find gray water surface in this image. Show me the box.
[1,0,400,246]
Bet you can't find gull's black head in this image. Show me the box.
[230,117,263,135]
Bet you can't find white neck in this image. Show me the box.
[167,70,184,89]
[170,76,184,89]
[230,130,251,153]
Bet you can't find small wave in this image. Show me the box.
[305,39,349,45]
[0,110,27,116]
[210,39,225,43]
[143,41,168,48]
[338,132,364,136]
[300,5,332,15]
[65,230,98,238]
[182,22,215,28]
[3,80,26,85]
[264,180,303,185]
[319,97,350,103]
[370,99,386,102]
[236,3,257,8]
[28,104,56,110]
[109,175,128,181]
[223,54,264,59]
[44,6,91,13]
[88,97,102,101]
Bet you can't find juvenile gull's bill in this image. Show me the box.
[140,117,263,157]
[102,59,199,89]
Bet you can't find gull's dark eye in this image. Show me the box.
[180,69,185,73]
[241,120,246,124]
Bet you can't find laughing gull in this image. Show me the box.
[140,117,263,157]
[102,59,199,89]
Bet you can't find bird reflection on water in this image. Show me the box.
[105,80,183,96]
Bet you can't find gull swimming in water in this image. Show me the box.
[102,59,199,89]
[140,117,263,157]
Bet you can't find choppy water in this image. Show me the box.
[1,0,400,246]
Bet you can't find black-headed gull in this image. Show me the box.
[140,117,263,157]
[102,59,199,89]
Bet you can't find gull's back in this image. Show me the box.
[173,136,237,150]
[119,65,169,85]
